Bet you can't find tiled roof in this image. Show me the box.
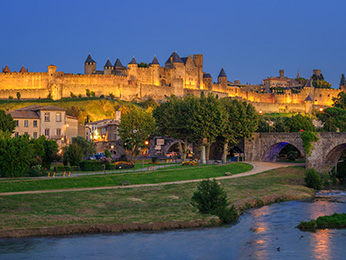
[128,57,137,65]
[218,68,227,78]
[104,59,113,67]
[114,58,125,67]
[150,56,159,65]
[165,52,184,64]
[203,73,212,79]
[7,110,40,119]
[85,54,96,63]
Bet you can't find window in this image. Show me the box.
[56,112,61,122]
[15,120,19,127]
[14,132,19,137]
[45,128,50,136]
[56,128,61,136]
[33,132,37,139]
[33,120,37,127]
[24,120,28,127]
[44,112,50,122]
[24,132,28,136]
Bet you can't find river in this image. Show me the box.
[1,191,346,260]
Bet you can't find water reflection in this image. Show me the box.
[310,229,332,260]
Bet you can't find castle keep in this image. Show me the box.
[0,51,344,113]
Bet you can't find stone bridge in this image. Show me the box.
[245,132,346,173]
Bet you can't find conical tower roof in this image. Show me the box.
[85,54,96,63]
[114,58,124,67]
[3,65,11,73]
[150,56,159,65]
[305,95,312,102]
[165,51,183,64]
[128,57,137,65]
[218,68,227,78]
[19,66,28,73]
[104,59,112,67]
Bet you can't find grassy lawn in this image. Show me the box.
[0,163,252,193]
[0,166,313,235]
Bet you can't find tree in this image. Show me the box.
[220,99,258,163]
[90,91,95,97]
[109,93,115,100]
[72,136,95,158]
[138,62,149,68]
[0,110,16,133]
[16,92,21,100]
[67,106,85,124]
[188,93,227,164]
[118,108,155,161]
[153,95,194,161]
[285,114,315,132]
[65,143,83,166]
[0,135,33,177]
[332,92,346,110]
[340,74,346,88]
[312,80,331,88]
[31,135,59,169]
[316,107,346,132]
[191,179,239,224]
[86,89,91,97]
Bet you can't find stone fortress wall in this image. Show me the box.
[0,51,344,113]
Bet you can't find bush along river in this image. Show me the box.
[1,191,346,260]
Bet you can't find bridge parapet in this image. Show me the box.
[245,132,346,173]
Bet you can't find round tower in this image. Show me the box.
[218,68,228,89]
[84,54,96,75]
[150,56,160,86]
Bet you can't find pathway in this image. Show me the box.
[0,162,304,196]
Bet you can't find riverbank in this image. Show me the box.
[0,166,314,238]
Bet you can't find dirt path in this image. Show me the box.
[0,162,304,196]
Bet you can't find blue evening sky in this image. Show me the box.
[1,0,345,87]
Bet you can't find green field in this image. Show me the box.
[0,163,252,193]
[0,166,313,237]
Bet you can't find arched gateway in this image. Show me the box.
[245,132,346,173]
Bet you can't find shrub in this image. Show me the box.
[191,179,239,224]
[114,161,134,169]
[8,96,13,100]
[304,168,323,190]
[104,149,112,158]
[79,160,103,171]
[191,179,228,214]
[27,165,48,177]
[151,157,158,163]
[214,205,239,224]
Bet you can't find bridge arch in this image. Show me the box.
[262,142,303,162]
[245,133,305,162]
[324,143,346,172]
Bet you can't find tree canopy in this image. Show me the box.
[0,110,16,133]
[118,108,155,161]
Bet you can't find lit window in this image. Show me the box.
[56,112,61,122]
[45,112,50,122]
[24,120,28,127]
[33,120,37,127]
